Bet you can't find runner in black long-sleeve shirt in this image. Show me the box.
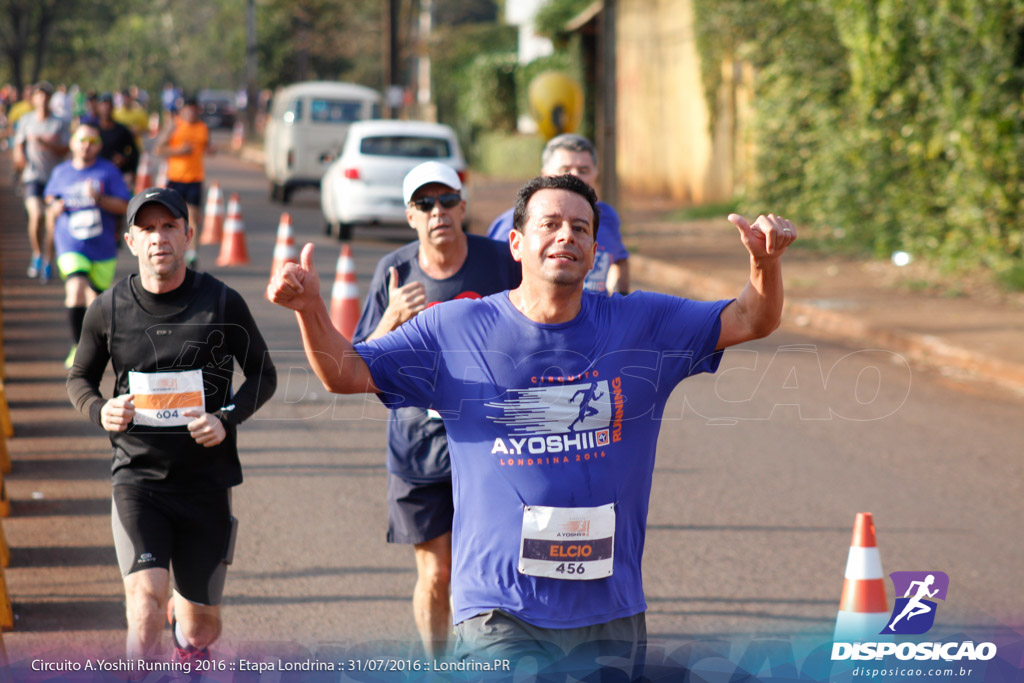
[67,187,276,664]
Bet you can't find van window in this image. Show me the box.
[282,98,303,124]
[360,136,452,158]
[310,99,365,124]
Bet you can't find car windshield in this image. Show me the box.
[359,136,451,158]
[310,99,365,123]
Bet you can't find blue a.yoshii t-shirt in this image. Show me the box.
[45,158,131,262]
[355,290,731,629]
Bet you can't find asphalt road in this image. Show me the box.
[2,143,1021,666]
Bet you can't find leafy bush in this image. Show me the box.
[694,0,1024,281]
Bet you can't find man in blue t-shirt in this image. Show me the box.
[487,133,630,295]
[44,122,131,367]
[352,161,521,658]
[268,174,796,675]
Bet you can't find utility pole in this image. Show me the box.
[246,0,258,133]
[383,0,402,118]
[598,0,618,208]
[416,0,435,122]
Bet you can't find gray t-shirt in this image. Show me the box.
[15,114,69,183]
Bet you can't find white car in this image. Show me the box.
[321,120,466,240]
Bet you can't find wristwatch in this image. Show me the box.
[213,404,236,425]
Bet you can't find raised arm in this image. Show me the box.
[716,213,796,350]
[267,243,380,394]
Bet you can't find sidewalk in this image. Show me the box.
[622,201,1024,398]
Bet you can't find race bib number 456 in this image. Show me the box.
[129,369,204,427]
[518,503,615,580]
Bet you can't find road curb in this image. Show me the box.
[632,254,1024,396]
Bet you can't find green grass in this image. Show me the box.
[662,200,739,222]
[996,264,1024,292]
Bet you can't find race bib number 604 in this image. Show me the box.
[129,369,204,427]
[518,503,615,580]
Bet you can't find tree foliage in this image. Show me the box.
[694,0,1024,277]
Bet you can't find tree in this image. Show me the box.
[0,0,63,93]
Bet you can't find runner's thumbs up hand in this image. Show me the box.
[728,213,796,259]
[101,394,135,432]
[267,242,320,311]
[384,267,427,328]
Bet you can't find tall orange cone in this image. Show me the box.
[216,193,250,266]
[200,183,225,245]
[231,120,245,152]
[329,244,360,340]
[834,512,890,640]
[269,213,298,280]
[155,159,169,188]
[134,153,154,194]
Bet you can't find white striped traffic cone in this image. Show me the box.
[269,212,298,281]
[231,120,245,152]
[834,512,890,641]
[216,193,250,266]
[154,159,169,188]
[200,183,225,245]
[134,153,154,195]
[329,244,360,340]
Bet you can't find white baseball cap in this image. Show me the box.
[402,161,462,204]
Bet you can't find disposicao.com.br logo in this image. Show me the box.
[832,571,998,663]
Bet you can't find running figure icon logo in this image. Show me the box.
[880,571,949,635]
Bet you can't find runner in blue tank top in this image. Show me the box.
[268,174,797,677]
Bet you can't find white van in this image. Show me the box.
[264,81,381,203]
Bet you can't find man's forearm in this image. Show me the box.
[296,301,376,395]
[735,255,784,338]
[608,259,630,294]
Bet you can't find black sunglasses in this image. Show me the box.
[410,192,461,212]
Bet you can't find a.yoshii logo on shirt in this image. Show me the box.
[486,377,623,466]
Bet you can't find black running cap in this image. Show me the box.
[127,187,188,227]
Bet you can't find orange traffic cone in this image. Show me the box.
[269,213,298,280]
[216,193,250,266]
[329,244,360,340]
[200,183,225,245]
[134,153,154,194]
[231,120,245,152]
[834,512,890,641]
[155,159,169,188]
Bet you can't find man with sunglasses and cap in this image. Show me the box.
[350,161,520,657]
[67,187,277,664]
[44,122,132,368]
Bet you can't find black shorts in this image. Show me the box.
[167,180,203,207]
[112,484,237,605]
[23,180,47,199]
[386,472,454,545]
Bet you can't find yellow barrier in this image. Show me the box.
[0,564,12,630]
[0,435,8,475]
[0,520,7,568]
[0,381,11,439]
[0,306,6,379]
